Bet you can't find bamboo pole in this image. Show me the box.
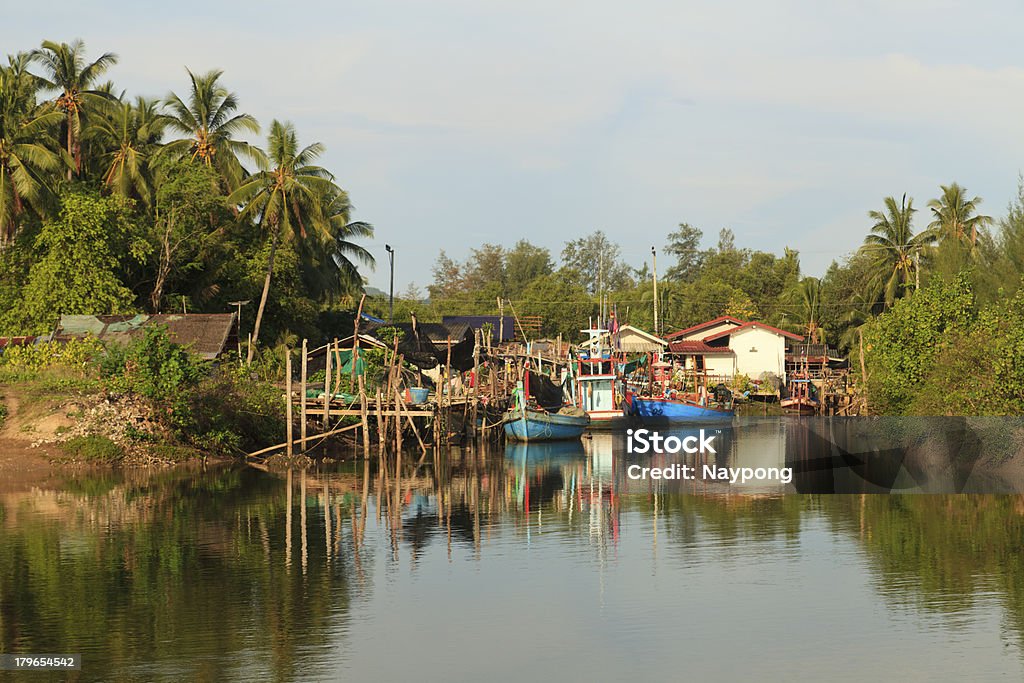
[300,338,308,448]
[285,348,294,457]
[246,422,361,458]
[324,337,332,429]
[470,329,480,440]
[376,389,386,456]
[358,375,371,456]
[350,293,366,393]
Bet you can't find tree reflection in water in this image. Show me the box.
[1,433,1023,679]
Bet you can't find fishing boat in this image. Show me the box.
[781,378,820,415]
[571,325,628,429]
[624,354,735,423]
[626,390,735,422]
[503,364,589,442]
[503,405,589,442]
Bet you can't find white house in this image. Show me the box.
[663,316,803,381]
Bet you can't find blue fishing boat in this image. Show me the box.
[627,393,734,422]
[503,406,590,442]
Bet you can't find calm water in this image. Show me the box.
[3,424,1024,681]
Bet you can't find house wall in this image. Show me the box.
[731,327,787,379]
[704,353,736,377]
[681,321,740,341]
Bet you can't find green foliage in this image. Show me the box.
[373,326,404,345]
[0,337,104,373]
[864,276,976,414]
[100,325,205,403]
[61,434,123,462]
[19,190,146,331]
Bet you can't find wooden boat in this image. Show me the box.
[504,405,590,442]
[781,379,820,415]
[626,392,734,422]
[572,328,628,429]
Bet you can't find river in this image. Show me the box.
[2,421,1024,681]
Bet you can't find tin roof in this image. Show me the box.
[56,314,237,360]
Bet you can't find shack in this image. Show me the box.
[54,313,238,360]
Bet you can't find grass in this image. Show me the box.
[61,435,124,463]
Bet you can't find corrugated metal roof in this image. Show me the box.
[56,314,237,360]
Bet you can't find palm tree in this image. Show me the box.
[861,194,930,308]
[91,95,169,206]
[162,69,262,191]
[228,120,337,363]
[29,39,118,179]
[926,182,992,248]
[0,53,66,246]
[796,276,823,344]
[313,185,374,296]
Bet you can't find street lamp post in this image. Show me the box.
[385,244,395,323]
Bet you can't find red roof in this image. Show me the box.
[668,340,734,354]
[663,316,745,340]
[702,321,804,342]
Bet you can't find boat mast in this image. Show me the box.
[651,246,659,337]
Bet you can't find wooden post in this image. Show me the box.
[300,338,308,449]
[444,337,452,444]
[285,348,294,457]
[470,329,480,440]
[333,339,342,395]
[359,375,371,456]
[324,339,332,429]
[394,387,403,455]
[324,479,331,566]
[350,294,366,393]
[376,389,386,455]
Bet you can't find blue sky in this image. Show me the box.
[6,1,1024,294]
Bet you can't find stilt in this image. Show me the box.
[285,349,294,457]
[300,338,308,449]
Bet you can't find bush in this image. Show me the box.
[61,435,124,462]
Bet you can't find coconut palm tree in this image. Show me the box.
[861,194,931,308]
[926,182,992,248]
[796,276,823,344]
[228,120,337,363]
[29,39,118,179]
[314,185,374,296]
[162,69,262,191]
[0,53,67,246]
[91,95,169,206]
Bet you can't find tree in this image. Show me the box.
[861,194,930,308]
[228,120,336,362]
[302,185,374,301]
[162,69,262,191]
[927,182,992,248]
[0,53,66,245]
[148,161,229,312]
[92,95,168,206]
[664,223,704,282]
[21,191,145,330]
[429,251,463,299]
[29,39,118,179]
[561,231,633,294]
[796,276,823,343]
[463,243,506,294]
[506,240,552,292]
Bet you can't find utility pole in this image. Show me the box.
[651,246,659,336]
[385,244,395,323]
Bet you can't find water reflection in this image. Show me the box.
[1,432,1023,680]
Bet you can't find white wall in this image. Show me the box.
[731,327,786,379]
[704,353,736,377]
[682,321,740,341]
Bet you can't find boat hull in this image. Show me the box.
[628,396,734,422]
[504,408,589,442]
[780,398,819,416]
